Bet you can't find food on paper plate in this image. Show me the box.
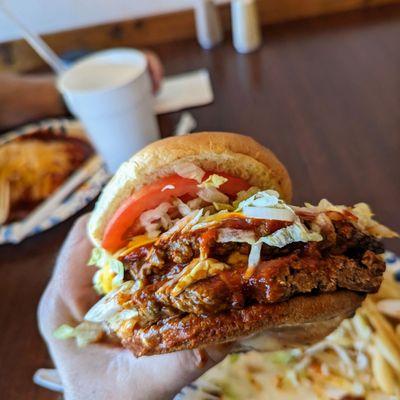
[54,132,397,357]
[0,127,93,224]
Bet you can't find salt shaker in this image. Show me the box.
[231,0,262,54]
[194,0,223,49]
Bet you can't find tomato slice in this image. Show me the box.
[102,173,250,252]
[215,173,251,197]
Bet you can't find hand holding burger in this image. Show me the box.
[38,215,233,400]
[40,132,397,398]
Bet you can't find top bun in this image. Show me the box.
[88,132,292,247]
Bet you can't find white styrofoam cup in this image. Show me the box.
[57,48,160,173]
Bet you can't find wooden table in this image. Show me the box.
[1,6,399,399]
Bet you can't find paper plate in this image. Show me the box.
[0,119,109,244]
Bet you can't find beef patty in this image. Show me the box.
[120,219,385,326]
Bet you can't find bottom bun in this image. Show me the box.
[123,290,365,356]
[235,315,346,352]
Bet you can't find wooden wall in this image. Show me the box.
[0,0,399,71]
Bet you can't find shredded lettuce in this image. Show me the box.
[198,186,229,204]
[171,258,229,295]
[213,202,234,211]
[198,174,228,189]
[236,189,281,209]
[158,258,230,296]
[303,199,398,239]
[85,281,136,323]
[267,350,297,365]
[174,197,192,216]
[53,321,103,347]
[89,248,124,295]
[259,220,322,248]
[248,242,262,268]
[173,162,205,182]
[229,353,240,364]
[139,202,173,234]
[53,324,75,340]
[242,206,295,221]
[352,202,398,238]
[237,189,296,222]
[107,309,140,332]
[232,186,261,208]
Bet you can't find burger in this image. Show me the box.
[74,132,396,356]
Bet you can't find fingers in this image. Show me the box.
[0,72,65,130]
[51,214,99,320]
[125,344,234,400]
[144,51,164,93]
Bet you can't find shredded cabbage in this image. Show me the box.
[187,197,203,210]
[242,206,295,221]
[301,199,398,239]
[259,220,323,248]
[217,228,256,244]
[53,321,103,347]
[232,186,261,208]
[85,292,123,323]
[174,198,192,216]
[268,350,298,365]
[248,242,262,269]
[53,324,75,339]
[139,202,173,234]
[198,186,229,203]
[173,162,205,182]
[352,202,398,239]
[237,189,296,221]
[85,281,137,323]
[198,174,228,189]
[189,210,242,231]
[213,202,234,211]
[107,309,140,332]
[237,189,281,209]
[88,248,125,294]
[158,258,230,296]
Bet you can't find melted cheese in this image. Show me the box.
[96,235,157,293]
[96,263,115,294]
[0,140,75,204]
[115,234,157,258]
[202,211,244,223]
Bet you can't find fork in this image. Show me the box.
[0,178,10,225]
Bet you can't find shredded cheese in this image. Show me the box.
[115,235,157,258]
[0,139,81,205]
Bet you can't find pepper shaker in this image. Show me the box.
[194,0,223,49]
[231,0,262,54]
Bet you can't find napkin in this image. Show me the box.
[155,69,214,114]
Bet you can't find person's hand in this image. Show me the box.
[38,215,231,400]
[0,72,65,131]
[0,51,163,131]
[145,50,164,93]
